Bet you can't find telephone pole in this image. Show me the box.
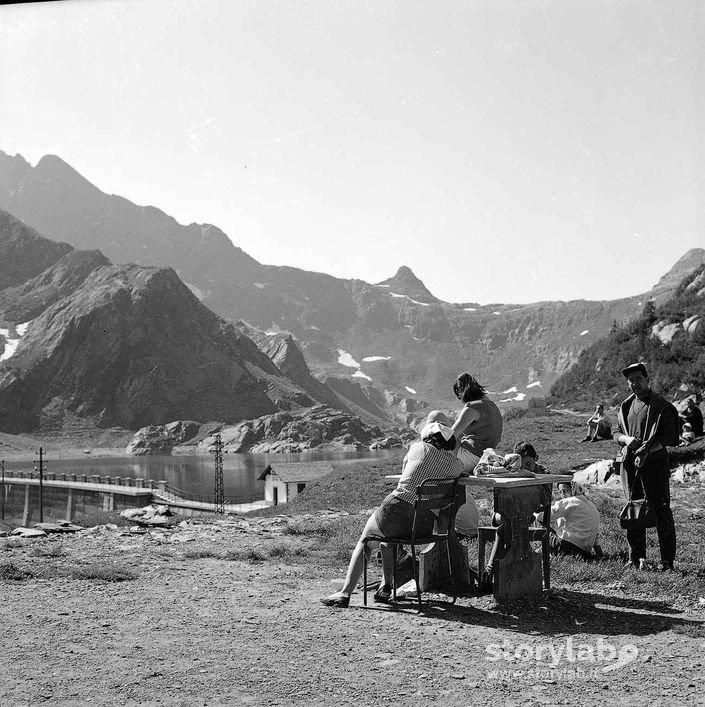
[1,459,5,520]
[211,434,224,514]
[35,447,45,523]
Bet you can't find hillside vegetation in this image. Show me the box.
[549,264,705,408]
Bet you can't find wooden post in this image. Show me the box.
[38,447,44,523]
[65,488,74,521]
[22,484,31,527]
[493,486,543,601]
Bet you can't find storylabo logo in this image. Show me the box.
[485,638,638,674]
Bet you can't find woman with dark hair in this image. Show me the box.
[451,372,503,538]
[451,372,503,473]
[320,421,463,608]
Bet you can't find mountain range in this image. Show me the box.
[0,149,703,445]
[0,211,392,450]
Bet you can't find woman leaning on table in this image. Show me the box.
[450,372,504,472]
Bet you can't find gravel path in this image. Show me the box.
[1,516,704,706]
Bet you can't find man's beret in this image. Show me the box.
[621,362,648,378]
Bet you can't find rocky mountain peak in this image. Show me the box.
[649,248,705,301]
[377,265,439,304]
[35,154,101,195]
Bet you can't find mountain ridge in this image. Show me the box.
[0,212,394,448]
[1,150,703,413]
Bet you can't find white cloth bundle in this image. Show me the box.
[473,448,524,476]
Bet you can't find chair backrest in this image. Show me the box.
[413,477,459,537]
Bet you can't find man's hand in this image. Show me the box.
[618,434,640,449]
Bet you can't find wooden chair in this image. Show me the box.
[361,477,460,611]
[477,503,552,590]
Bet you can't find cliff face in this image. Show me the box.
[0,248,111,322]
[0,210,74,290]
[0,263,286,431]
[1,151,703,412]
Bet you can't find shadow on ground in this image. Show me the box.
[354,588,705,638]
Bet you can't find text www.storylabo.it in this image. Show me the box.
[484,638,638,681]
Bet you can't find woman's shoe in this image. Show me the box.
[373,584,392,603]
[320,594,350,608]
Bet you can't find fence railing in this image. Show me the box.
[0,469,264,506]
[155,482,263,506]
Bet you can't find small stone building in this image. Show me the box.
[258,461,334,506]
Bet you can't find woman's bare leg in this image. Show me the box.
[326,513,384,599]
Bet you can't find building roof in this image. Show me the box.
[258,461,334,483]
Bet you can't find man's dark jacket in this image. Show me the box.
[614,392,679,469]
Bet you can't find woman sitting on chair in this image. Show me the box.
[320,421,463,608]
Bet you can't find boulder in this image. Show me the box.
[120,504,174,527]
[33,521,84,533]
[197,405,389,453]
[671,461,705,483]
[369,436,402,450]
[127,420,200,455]
[10,527,46,538]
[571,459,616,486]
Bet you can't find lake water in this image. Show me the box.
[4,449,401,503]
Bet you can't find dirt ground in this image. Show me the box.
[1,511,704,707]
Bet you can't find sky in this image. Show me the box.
[0,0,703,305]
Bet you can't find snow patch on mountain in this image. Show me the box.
[265,323,290,335]
[352,370,372,381]
[580,330,589,336]
[338,350,360,368]
[501,386,518,394]
[363,355,392,362]
[389,292,431,307]
[184,282,208,300]
[526,381,542,389]
[501,392,527,402]
[0,322,30,362]
[405,386,417,394]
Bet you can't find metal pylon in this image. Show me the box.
[212,434,224,514]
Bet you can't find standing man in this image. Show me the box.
[613,363,679,571]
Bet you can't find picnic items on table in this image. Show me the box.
[473,448,535,477]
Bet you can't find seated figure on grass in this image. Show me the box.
[539,481,602,560]
[581,404,612,442]
[320,420,463,608]
[679,422,695,446]
[680,398,703,439]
